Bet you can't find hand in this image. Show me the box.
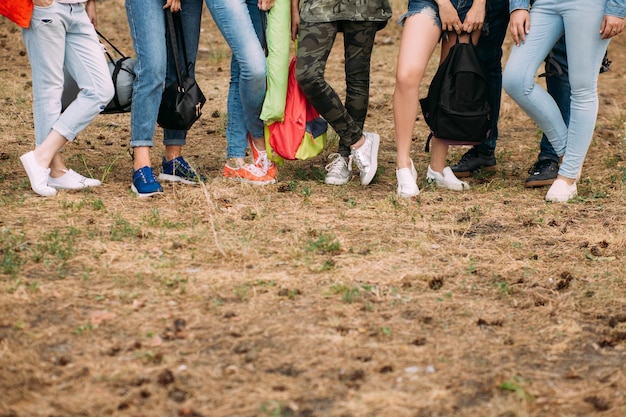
[462,0,485,34]
[85,0,97,28]
[600,15,624,39]
[33,0,53,6]
[258,0,275,11]
[509,9,530,46]
[438,1,463,34]
[290,8,300,41]
[164,0,182,13]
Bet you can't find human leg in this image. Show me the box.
[451,0,509,176]
[554,1,608,181]
[296,20,362,158]
[159,0,205,184]
[502,8,567,158]
[525,35,568,187]
[207,0,274,184]
[393,6,441,197]
[21,3,112,195]
[126,0,168,196]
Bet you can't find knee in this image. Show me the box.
[502,66,522,98]
[295,67,321,95]
[99,79,115,106]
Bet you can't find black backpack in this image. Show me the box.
[420,35,490,151]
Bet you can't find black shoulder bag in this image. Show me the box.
[157,10,206,130]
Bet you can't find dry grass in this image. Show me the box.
[1,2,626,416]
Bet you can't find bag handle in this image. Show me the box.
[164,10,192,88]
[95,29,128,60]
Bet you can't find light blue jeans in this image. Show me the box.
[502,0,610,179]
[22,2,114,146]
[206,0,266,159]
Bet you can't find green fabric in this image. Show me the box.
[260,0,291,123]
[295,131,326,160]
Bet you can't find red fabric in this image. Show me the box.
[267,57,320,160]
[0,0,34,29]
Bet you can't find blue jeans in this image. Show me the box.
[22,2,114,146]
[126,0,167,148]
[539,37,569,162]
[164,0,204,144]
[503,0,609,178]
[206,0,266,159]
[473,0,509,153]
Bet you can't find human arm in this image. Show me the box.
[258,0,275,11]
[32,0,53,6]
[291,0,300,41]
[509,9,530,46]
[436,0,463,34]
[461,0,485,34]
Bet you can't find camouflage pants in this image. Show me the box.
[295,20,379,157]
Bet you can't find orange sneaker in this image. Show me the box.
[223,162,276,185]
[248,135,277,180]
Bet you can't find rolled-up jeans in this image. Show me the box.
[206,0,266,159]
[503,0,610,179]
[22,2,113,146]
[163,0,203,145]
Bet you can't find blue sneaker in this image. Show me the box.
[131,166,163,197]
[158,156,204,184]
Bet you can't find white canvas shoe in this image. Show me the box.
[20,151,57,196]
[48,169,101,190]
[545,179,577,202]
[426,166,470,191]
[396,159,419,197]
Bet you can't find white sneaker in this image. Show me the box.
[396,159,419,198]
[325,153,351,185]
[20,151,57,197]
[426,166,470,191]
[48,169,102,190]
[350,131,380,185]
[545,179,577,202]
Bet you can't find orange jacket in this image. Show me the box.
[0,0,34,29]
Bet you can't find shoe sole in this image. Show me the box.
[452,165,496,178]
[158,173,199,185]
[360,135,380,186]
[131,184,163,198]
[223,176,276,186]
[524,178,556,188]
[325,180,350,185]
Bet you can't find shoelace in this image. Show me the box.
[242,163,267,177]
[65,170,87,183]
[351,141,370,170]
[325,153,350,175]
[138,168,157,184]
[255,152,272,172]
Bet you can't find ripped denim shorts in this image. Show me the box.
[398,0,473,28]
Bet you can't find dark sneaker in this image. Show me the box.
[132,166,163,197]
[450,147,496,178]
[159,156,205,184]
[525,159,558,188]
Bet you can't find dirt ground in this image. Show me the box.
[1,1,626,416]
